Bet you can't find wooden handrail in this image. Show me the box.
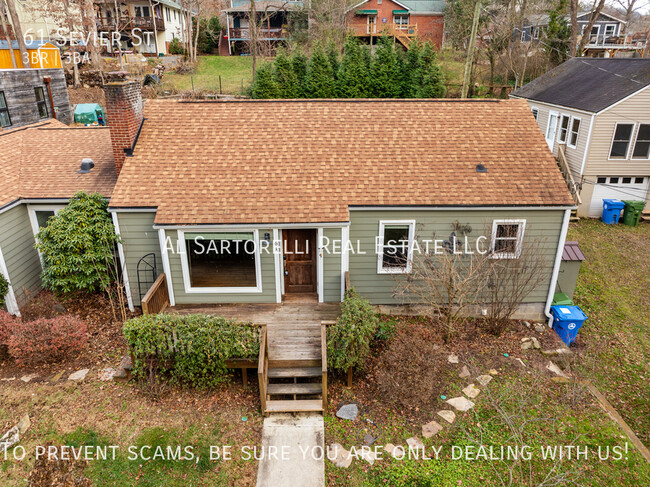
[321,323,328,411]
[257,325,268,415]
[141,273,169,315]
[557,144,582,206]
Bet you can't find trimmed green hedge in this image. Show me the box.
[123,314,261,388]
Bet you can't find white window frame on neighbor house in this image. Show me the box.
[530,106,539,120]
[178,229,263,294]
[27,204,66,263]
[567,116,581,149]
[490,219,526,259]
[376,220,415,274]
[631,122,650,160]
[604,24,616,37]
[557,114,570,144]
[394,14,410,29]
[608,122,635,160]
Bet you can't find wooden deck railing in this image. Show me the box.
[96,15,164,31]
[257,325,269,414]
[321,323,328,411]
[557,144,582,206]
[141,273,169,315]
[229,27,285,40]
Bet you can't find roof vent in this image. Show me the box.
[476,164,487,173]
[78,158,95,173]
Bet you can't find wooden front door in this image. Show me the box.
[283,229,317,294]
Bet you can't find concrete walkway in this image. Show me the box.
[256,414,325,487]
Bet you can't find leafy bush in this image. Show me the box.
[123,314,261,388]
[375,317,397,342]
[327,288,379,372]
[36,192,119,295]
[7,315,87,365]
[0,273,8,307]
[0,310,17,346]
[168,38,185,55]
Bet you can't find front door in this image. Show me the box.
[546,111,559,150]
[283,229,317,294]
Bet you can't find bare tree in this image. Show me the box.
[614,0,650,34]
[5,0,29,67]
[0,1,17,69]
[575,0,607,54]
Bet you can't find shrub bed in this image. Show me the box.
[123,314,261,388]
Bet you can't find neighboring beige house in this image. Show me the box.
[511,58,650,218]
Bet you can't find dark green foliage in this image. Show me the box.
[251,63,280,99]
[0,273,8,307]
[417,43,446,98]
[195,16,222,54]
[306,45,336,98]
[371,36,402,98]
[291,51,309,97]
[35,192,118,295]
[545,0,571,66]
[168,37,185,55]
[337,37,371,98]
[402,40,424,97]
[123,314,261,388]
[274,49,298,98]
[326,41,340,81]
[327,288,379,372]
[375,318,397,342]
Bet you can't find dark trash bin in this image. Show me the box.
[621,200,646,227]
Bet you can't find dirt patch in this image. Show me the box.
[67,86,106,108]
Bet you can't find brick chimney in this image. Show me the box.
[104,72,144,175]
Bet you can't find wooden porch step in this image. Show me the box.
[265,399,323,413]
[267,367,321,379]
[267,383,322,395]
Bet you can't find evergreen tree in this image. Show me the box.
[306,46,336,98]
[326,41,340,81]
[370,36,402,98]
[402,40,423,97]
[251,63,280,99]
[337,37,371,98]
[416,43,446,98]
[545,0,571,67]
[274,49,298,98]
[291,51,309,98]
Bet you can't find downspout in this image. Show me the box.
[43,76,56,119]
[544,208,572,328]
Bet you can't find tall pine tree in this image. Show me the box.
[274,49,298,98]
[306,45,336,98]
[371,36,402,98]
[291,51,309,98]
[416,43,446,98]
[251,63,280,99]
[402,40,423,97]
[337,37,371,98]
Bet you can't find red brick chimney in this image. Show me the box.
[104,72,144,175]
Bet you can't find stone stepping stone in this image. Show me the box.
[20,374,37,383]
[422,421,443,438]
[329,443,352,468]
[406,437,424,451]
[384,443,404,459]
[446,396,475,412]
[462,383,480,399]
[1,377,16,382]
[447,353,459,364]
[360,448,376,465]
[459,365,470,378]
[50,370,65,382]
[489,369,499,375]
[437,410,456,424]
[476,375,492,386]
[336,403,358,421]
[68,369,89,381]
[534,323,546,333]
[546,361,569,378]
[98,368,117,381]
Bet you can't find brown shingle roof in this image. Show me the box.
[0,121,117,209]
[109,98,575,225]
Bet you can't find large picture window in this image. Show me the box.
[491,220,526,259]
[377,220,415,274]
[180,231,261,292]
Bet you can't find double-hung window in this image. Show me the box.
[0,91,11,127]
[394,15,409,29]
[609,123,634,159]
[377,221,415,274]
[558,114,570,143]
[568,117,580,148]
[491,220,526,259]
[531,107,539,120]
[632,124,650,159]
[34,87,48,118]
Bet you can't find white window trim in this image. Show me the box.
[631,122,650,160]
[604,24,616,37]
[608,121,636,160]
[530,106,539,120]
[178,229,263,294]
[557,114,570,144]
[567,116,581,149]
[27,204,66,264]
[376,220,415,274]
[490,219,526,259]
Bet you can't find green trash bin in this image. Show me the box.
[621,200,646,227]
[552,292,574,306]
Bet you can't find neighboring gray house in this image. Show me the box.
[511,58,650,219]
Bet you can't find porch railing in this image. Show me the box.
[141,273,169,315]
[96,15,164,31]
[320,322,328,411]
[229,27,285,40]
[257,325,269,414]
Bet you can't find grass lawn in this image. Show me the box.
[164,56,256,94]
[568,219,650,445]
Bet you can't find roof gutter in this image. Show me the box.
[544,208,572,328]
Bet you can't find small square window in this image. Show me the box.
[622,177,632,184]
[491,220,525,259]
[635,177,644,184]
[610,177,619,184]
[597,177,607,184]
[377,221,414,274]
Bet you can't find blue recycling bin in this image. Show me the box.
[601,199,625,224]
[550,305,588,345]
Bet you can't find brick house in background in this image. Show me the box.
[345,0,445,49]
